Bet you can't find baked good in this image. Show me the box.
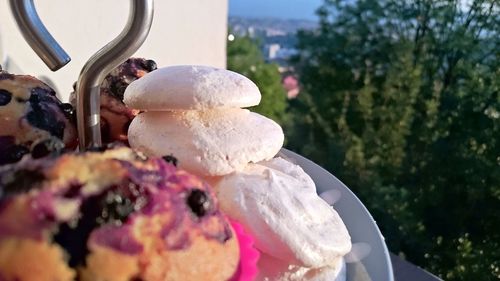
[0,146,239,281]
[128,109,284,176]
[215,157,351,267]
[124,65,261,111]
[69,58,157,144]
[0,60,352,280]
[124,63,351,280]
[0,70,77,165]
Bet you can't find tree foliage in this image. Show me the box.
[288,0,499,280]
[227,36,288,125]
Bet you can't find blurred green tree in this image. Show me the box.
[227,36,288,125]
[288,0,499,280]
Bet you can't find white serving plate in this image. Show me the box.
[279,149,394,281]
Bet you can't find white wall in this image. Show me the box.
[0,0,228,101]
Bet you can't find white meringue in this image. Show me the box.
[215,157,351,267]
[128,109,284,176]
[124,65,261,110]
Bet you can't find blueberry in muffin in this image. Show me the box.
[0,146,239,281]
[0,69,77,165]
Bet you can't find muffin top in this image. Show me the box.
[0,146,233,267]
[0,70,77,165]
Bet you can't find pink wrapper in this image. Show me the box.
[229,219,260,281]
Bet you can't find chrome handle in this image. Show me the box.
[76,0,154,150]
[9,0,71,71]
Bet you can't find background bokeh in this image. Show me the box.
[228,1,499,280]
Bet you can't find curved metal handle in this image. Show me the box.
[76,0,154,150]
[9,0,71,71]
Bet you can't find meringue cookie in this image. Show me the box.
[128,109,284,176]
[215,157,351,267]
[124,65,261,110]
[257,254,346,281]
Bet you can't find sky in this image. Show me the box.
[229,0,323,21]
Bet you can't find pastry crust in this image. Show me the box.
[0,146,239,281]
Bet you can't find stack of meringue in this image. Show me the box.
[125,65,351,281]
[125,65,284,176]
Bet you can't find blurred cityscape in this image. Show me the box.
[229,16,318,99]
[229,16,316,66]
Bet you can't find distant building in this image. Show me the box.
[247,27,256,37]
[263,44,298,68]
[275,48,298,60]
[266,44,281,60]
[282,75,300,99]
[265,28,287,37]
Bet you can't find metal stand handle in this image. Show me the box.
[75,0,154,150]
[9,0,71,71]
[10,0,154,150]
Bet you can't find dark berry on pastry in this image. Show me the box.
[0,146,239,281]
[0,70,77,165]
[69,58,157,145]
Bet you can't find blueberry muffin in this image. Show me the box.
[0,146,239,281]
[70,58,157,145]
[0,69,77,165]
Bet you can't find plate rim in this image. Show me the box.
[280,148,395,281]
